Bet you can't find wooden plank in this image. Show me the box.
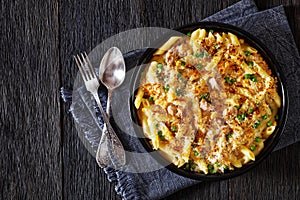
[0,0,61,199]
[59,0,121,199]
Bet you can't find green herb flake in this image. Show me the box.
[245,51,251,56]
[194,151,199,156]
[250,145,256,151]
[198,52,205,58]
[245,74,251,79]
[157,130,163,136]
[149,96,154,102]
[187,32,192,37]
[237,114,246,121]
[235,105,241,110]
[248,61,254,66]
[181,60,186,66]
[251,76,257,82]
[225,77,235,84]
[248,108,254,114]
[267,121,273,127]
[255,137,261,142]
[226,132,232,138]
[185,163,190,170]
[171,126,176,131]
[200,92,210,100]
[275,114,279,120]
[253,120,261,129]
[190,163,196,169]
[175,88,182,96]
[214,44,220,49]
[262,115,267,120]
[164,85,170,91]
[197,64,202,69]
[157,63,163,70]
[209,29,214,33]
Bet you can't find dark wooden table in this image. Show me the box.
[1,0,299,199]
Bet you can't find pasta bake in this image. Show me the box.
[134,28,281,174]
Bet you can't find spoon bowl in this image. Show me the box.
[99,47,126,90]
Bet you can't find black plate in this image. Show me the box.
[129,22,288,180]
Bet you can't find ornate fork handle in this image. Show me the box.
[93,93,126,168]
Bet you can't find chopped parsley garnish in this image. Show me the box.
[208,164,214,174]
[187,32,192,37]
[181,60,186,66]
[275,114,279,120]
[237,113,246,121]
[157,63,163,70]
[194,150,199,156]
[157,130,166,141]
[214,44,220,49]
[149,96,154,102]
[262,115,268,120]
[194,52,205,58]
[267,121,273,127]
[225,77,235,84]
[257,102,261,106]
[226,132,232,138]
[155,123,158,127]
[250,145,256,151]
[200,92,210,100]
[245,74,257,82]
[197,64,203,69]
[209,29,214,33]
[245,51,251,56]
[244,74,251,79]
[248,61,254,66]
[171,125,176,131]
[255,137,261,142]
[175,88,182,96]
[253,120,261,129]
[185,160,195,171]
[248,107,254,114]
[164,85,169,91]
[204,52,209,56]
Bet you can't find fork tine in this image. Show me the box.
[78,54,91,80]
[84,52,96,78]
[74,55,87,81]
[80,53,95,79]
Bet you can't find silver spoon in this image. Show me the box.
[96,47,126,168]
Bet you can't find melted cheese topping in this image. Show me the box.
[135,29,281,174]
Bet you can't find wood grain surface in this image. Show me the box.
[1,0,299,200]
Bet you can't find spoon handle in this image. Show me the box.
[93,93,126,168]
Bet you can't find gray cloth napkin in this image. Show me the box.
[61,0,300,199]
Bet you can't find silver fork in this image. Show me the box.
[74,52,126,168]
